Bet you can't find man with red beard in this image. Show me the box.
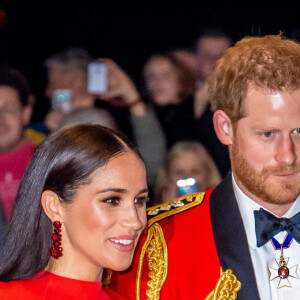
[109,35,300,300]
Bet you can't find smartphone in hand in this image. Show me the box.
[176,178,198,197]
[52,89,72,112]
[87,62,107,94]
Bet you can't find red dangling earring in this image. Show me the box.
[50,220,63,259]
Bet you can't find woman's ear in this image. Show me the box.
[41,190,63,222]
[213,110,234,146]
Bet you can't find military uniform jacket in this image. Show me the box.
[110,174,260,299]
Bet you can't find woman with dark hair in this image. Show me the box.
[0,124,149,299]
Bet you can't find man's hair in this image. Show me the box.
[45,47,91,78]
[208,35,300,122]
[0,66,31,106]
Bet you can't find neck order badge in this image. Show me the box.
[268,234,299,288]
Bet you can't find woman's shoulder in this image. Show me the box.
[0,279,39,300]
[0,272,129,299]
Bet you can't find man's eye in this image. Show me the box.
[103,197,120,206]
[263,132,273,138]
[134,196,150,207]
[293,128,300,134]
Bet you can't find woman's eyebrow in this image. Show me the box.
[97,188,127,194]
[97,188,149,194]
[137,188,149,195]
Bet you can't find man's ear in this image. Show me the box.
[21,104,33,127]
[41,190,63,222]
[213,110,234,146]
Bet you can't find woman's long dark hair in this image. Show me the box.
[0,124,141,282]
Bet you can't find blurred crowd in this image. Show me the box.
[0,28,233,230]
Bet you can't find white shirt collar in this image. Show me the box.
[232,173,300,250]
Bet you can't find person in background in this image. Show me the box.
[195,28,231,86]
[142,52,230,177]
[43,48,132,138]
[153,141,221,204]
[0,66,35,222]
[192,29,232,177]
[97,59,166,193]
[194,28,231,118]
[0,124,149,299]
[111,34,300,300]
[142,53,196,148]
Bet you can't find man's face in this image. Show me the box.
[0,86,30,151]
[46,69,89,109]
[196,37,230,81]
[231,87,300,207]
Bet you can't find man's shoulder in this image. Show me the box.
[146,189,213,229]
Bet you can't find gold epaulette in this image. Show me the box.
[146,192,205,230]
[136,193,205,300]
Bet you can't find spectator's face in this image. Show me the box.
[144,57,180,106]
[169,150,206,191]
[196,37,230,81]
[230,87,300,207]
[0,86,30,151]
[46,70,90,109]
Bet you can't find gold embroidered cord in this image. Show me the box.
[136,228,154,300]
[205,268,241,300]
[136,224,168,300]
[146,223,168,300]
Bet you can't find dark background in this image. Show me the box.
[1,0,299,120]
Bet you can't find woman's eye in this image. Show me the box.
[103,197,120,206]
[134,196,150,207]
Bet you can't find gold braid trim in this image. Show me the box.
[136,223,168,300]
[147,192,205,229]
[205,268,241,300]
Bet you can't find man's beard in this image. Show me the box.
[231,139,300,205]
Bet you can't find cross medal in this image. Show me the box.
[268,241,299,288]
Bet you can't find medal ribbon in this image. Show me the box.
[271,233,294,250]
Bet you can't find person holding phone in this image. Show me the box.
[0,124,149,299]
[97,59,167,192]
[43,48,132,138]
[153,141,221,205]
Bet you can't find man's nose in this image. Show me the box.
[274,135,297,165]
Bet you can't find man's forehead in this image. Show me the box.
[0,86,21,104]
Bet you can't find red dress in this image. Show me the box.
[0,271,127,300]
